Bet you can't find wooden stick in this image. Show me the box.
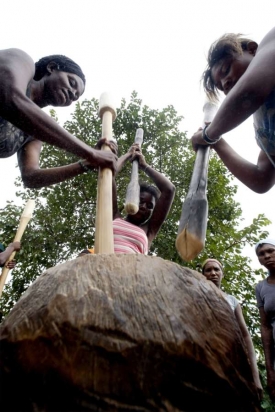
[0,199,35,298]
[175,100,218,261]
[94,93,117,254]
[124,128,144,215]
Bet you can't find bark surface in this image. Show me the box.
[0,254,260,411]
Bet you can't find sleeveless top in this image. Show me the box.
[253,88,275,167]
[113,218,148,254]
[0,86,34,158]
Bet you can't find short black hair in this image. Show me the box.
[140,182,160,201]
[34,55,86,85]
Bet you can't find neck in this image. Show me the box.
[267,269,275,281]
[29,79,47,108]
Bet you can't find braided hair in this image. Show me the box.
[34,55,86,85]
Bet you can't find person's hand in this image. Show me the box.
[8,241,21,252]
[95,138,118,155]
[127,143,141,159]
[191,128,209,152]
[92,150,117,174]
[133,151,148,170]
[5,259,16,269]
[127,144,147,169]
[83,140,118,173]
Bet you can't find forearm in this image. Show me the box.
[213,138,274,193]
[4,91,97,162]
[22,161,89,189]
[261,326,275,374]
[117,153,132,173]
[243,335,261,385]
[0,245,15,265]
[141,164,175,194]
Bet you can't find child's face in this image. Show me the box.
[211,51,254,95]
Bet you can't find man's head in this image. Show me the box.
[202,34,258,101]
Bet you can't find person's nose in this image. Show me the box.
[263,251,271,260]
[221,78,231,95]
[69,89,78,101]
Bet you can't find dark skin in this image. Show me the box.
[191,27,275,193]
[256,243,275,400]
[0,241,21,268]
[0,48,117,189]
[113,144,175,249]
[203,261,263,400]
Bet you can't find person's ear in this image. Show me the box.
[46,61,60,74]
[247,41,258,56]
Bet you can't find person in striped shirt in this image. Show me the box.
[112,143,175,254]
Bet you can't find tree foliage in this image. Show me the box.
[0,91,273,408]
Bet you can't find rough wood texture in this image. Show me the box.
[176,146,210,262]
[0,255,260,412]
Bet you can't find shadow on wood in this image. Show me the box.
[0,254,261,411]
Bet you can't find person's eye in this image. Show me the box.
[224,65,230,74]
[147,203,154,209]
[69,78,76,87]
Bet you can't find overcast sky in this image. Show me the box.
[1,0,274,268]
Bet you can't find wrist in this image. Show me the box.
[143,165,150,173]
[78,160,96,174]
[202,125,222,145]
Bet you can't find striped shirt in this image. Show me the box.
[113,218,148,255]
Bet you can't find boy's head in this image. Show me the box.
[202,33,257,101]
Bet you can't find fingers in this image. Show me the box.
[6,260,16,269]
[96,138,118,155]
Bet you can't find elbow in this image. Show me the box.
[251,182,273,194]
[22,172,43,189]
[168,183,176,198]
[23,179,43,189]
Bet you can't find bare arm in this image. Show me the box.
[112,143,142,220]
[235,304,263,397]
[258,307,275,400]
[0,242,21,266]
[138,156,175,247]
[0,49,116,172]
[212,138,275,193]
[17,140,93,189]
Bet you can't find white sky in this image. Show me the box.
[0,0,274,269]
